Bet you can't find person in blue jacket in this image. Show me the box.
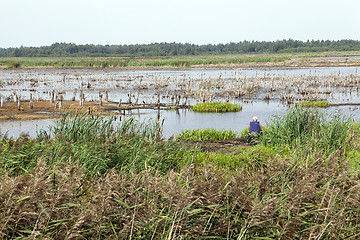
[247,116,262,144]
[248,116,262,133]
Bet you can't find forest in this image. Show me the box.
[1,39,360,57]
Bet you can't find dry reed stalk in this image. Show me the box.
[0,143,359,239]
[17,96,21,111]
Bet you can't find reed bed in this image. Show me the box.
[1,112,192,176]
[39,111,159,142]
[1,145,359,239]
[175,128,237,141]
[262,107,352,157]
[1,109,360,239]
[192,102,242,112]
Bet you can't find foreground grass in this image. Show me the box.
[1,109,360,239]
[0,112,194,176]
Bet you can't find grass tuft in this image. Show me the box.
[262,107,352,156]
[296,100,330,108]
[175,128,236,141]
[192,102,242,112]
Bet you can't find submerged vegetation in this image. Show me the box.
[192,102,242,112]
[1,108,360,239]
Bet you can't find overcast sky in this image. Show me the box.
[1,0,360,48]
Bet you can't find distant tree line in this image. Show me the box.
[1,39,360,57]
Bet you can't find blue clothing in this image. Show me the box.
[249,121,261,132]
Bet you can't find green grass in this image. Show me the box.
[192,102,242,112]
[175,128,237,141]
[193,145,273,170]
[0,112,195,176]
[39,111,160,142]
[296,100,330,108]
[0,54,290,68]
[1,51,360,68]
[262,107,352,157]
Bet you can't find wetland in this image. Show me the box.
[1,64,360,137]
[2,55,360,239]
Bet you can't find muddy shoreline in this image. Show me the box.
[0,100,187,121]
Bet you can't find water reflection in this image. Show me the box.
[0,119,54,138]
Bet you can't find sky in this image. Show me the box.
[1,0,360,48]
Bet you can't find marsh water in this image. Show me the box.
[1,66,360,138]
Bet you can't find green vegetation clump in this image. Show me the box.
[175,128,236,141]
[296,100,330,108]
[192,102,242,112]
[262,107,351,156]
[1,112,193,176]
[193,145,273,170]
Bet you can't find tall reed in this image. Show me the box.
[38,111,159,141]
[0,111,193,176]
[262,107,352,156]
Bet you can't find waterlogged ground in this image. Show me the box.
[1,66,360,138]
[1,66,360,102]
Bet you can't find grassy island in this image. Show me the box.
[296,100,330,108]
[192,102,242,112]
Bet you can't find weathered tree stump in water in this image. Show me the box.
[30,93,33,109]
